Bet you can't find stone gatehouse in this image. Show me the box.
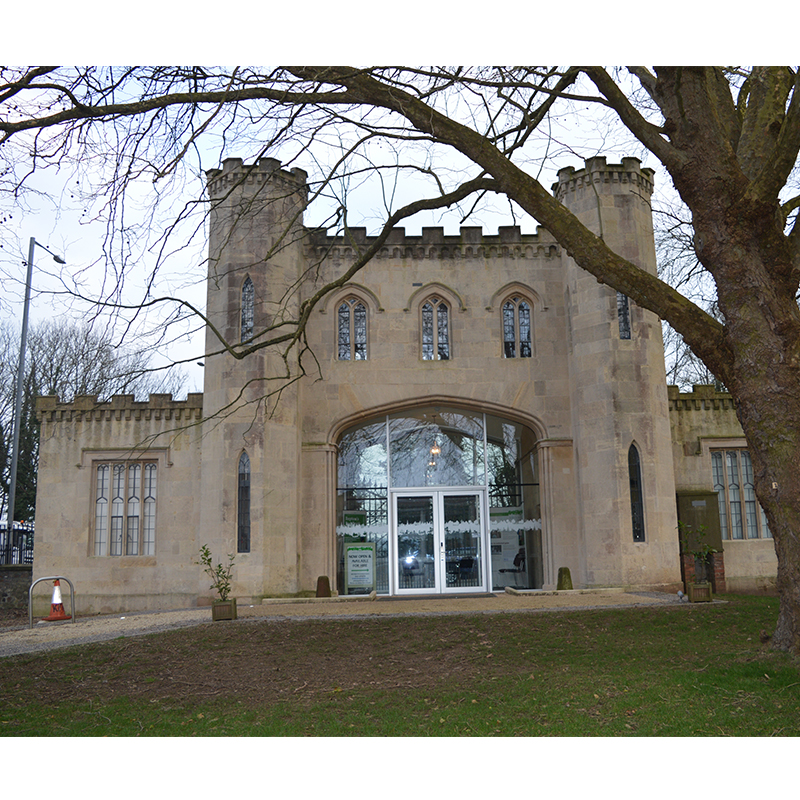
[33,156,777,613]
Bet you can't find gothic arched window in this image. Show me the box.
[241,277,254,342]
[502,296,532,358]
[237,452,251,553]
[337,297,368,360]
[421,296,450,360]
[628,443,645,542]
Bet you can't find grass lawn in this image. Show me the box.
[1,593,798,737]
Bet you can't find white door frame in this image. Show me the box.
[390,489,488,595]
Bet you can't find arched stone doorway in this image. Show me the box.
[335,404,542,595]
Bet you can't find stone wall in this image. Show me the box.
[0,565,32,609]
[669,384,777,592]
[34,393,205,614]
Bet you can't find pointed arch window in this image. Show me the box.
[502,296,532,358]
[617,292,631,340]
[237,452,251,553]
[337,297,368,360]
[241,277,255,342]
[421,296,450,360]
[628,444,645,542]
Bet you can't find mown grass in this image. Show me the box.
[2,594,798,736]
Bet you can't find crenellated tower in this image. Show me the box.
[554,156,679,588]
[203,156,308,410]
[200,157,309,598]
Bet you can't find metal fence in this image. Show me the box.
[0,521,35,565]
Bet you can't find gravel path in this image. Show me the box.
[0,589,688,658]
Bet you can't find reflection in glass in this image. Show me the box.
[338,297,367,360]
[503,297,532,359]
[389,407,484,488]
[485,414,541,590]
[711,451,728,540]
[444,495,482,588]
[711,449,771,541]
[396,496,435,589]
[338,420,387,489]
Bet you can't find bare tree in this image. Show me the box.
[2,67,800,652]
[654,200,727,389]
[0,319,186,520]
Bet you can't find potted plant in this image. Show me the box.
[198,544,237,620]
[678,522,716,602]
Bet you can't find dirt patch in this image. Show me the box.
[1,614,513,708]
[0,592,686,710]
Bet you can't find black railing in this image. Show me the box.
[0,522,35,565]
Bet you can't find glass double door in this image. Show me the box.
[392,491,486,594]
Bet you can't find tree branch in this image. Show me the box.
[289,67,727,369]
[582,66,686,172]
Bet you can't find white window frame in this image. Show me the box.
[84,449,168,557]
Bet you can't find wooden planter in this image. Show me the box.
[687,583,713,603]
[212,598,238,621]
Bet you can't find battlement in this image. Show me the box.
[667,384,737,412]
[37,392,204,423]
[308,224,560,261]
[205,157,309,201]
[553,156,655,200]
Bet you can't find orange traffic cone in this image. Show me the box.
[43,580,71,622]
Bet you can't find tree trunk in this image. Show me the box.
[733,384,800,653]
[710,226,800,654]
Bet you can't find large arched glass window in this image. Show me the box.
[337,297,367,360]
[237,452,251,553]
[241,277,255,342]
[421,296,450,360]
[502,296,532,358]
[335,407,542,595]
[628,443,645,542]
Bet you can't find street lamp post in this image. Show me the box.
[4,237,65,561]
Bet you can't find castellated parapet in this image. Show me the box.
[552,156,655,201]
[205,156,309,204]
[668,384,737,413]
[309,225,560,261]
[36,393,203,423]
